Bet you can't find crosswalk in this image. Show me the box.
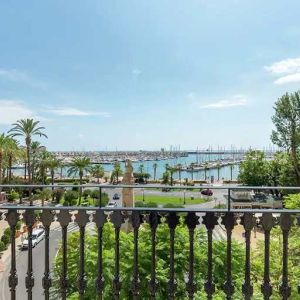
[212,225,227,240]
[51,222,95,234]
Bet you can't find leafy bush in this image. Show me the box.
[94,192,109,207]
[64,190,79,206]
[163,203,184,208]
[135,201,145,207]
[4,228,11,237]
[7,190,20,201]
[72,182,79,192]
[135,201,158,208]
[83,189,92,199]
[0,241,6,252]
[91,189,100,199]
[1,234,10,246]
[52,222,245,299]
[53,188,65,203]
[16,221,22,231]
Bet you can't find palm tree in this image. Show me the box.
[0,134,8,185]
[153,163,158,181]
[30,141,43,181]
[190,163,195,181]
[169,167,176,186]
[216,162,221,181]
[111,162,123,184]
[177,163,182,185]
[8,119,47,183]
[204,162,209,182]
[139,164,144,174]
[91,164,105,183]
[5,137,19,182]
[68,157,91,205]
[230,163,235,181]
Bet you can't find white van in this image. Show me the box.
[21,228,45,250]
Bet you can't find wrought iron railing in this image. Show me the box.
[0,184,299,300]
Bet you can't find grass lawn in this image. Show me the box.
[135,194,208,205]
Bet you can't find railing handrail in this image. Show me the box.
[0,205,299,214]
[0,183,300,190]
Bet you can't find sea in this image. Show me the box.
[13,153,240,182]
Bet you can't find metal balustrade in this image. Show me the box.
[0,184,299,299]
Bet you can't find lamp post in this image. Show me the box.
[183,190,186,205]
[142,188,145,202]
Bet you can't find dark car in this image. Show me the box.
[113,193,120,200]
[201,189,213,196]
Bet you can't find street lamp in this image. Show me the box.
[142,188,145,202]
[183,190,186,205]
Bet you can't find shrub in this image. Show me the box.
[1,234,10,246]
[63,190,79,206]
[53,188,65,203]
[72,182,79,192]
[94,192,109,207]
[4,228,11,237]
[83,189,91,199]
[16,221,22,231]
[163,203,184,208]
[135,201,145,207]
[7,190,20,201]
[91,189,100,199]
[0,241,6,252]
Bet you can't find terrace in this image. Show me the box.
[0,184,299,299]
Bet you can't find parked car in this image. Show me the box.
[201,189,213,196]
[21,228,45,250]
[106,202,117,208]
[113,193,120,200]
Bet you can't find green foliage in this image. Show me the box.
[52,188,65,203]
[1,234,10,246]
[7,190,19,201]
[163,203,184,208]
[252,227,300,299]
[3,228,11,237]
[111,162,123,183]
[133,172,151,183]
[238,150,269,186]
[271,91,300,185]
[16,221,22,231]
[63,190,79,206]
[52,222,245,299]
[0,241,6,252]
[82,189,91,199]
[284,193,300,209]
[162,171,170,184]
[135,201,158,208]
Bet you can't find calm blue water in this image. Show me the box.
[13,154,240,181]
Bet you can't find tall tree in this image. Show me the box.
[238,150,269,186]
[271,91,300,185]
[5,137,19,182]
[30,141,43,181]
[0,134,8,185]
[111,162,123,184]
[177,163,182,185]
[91,164,105,183]
[68,157,91,204]
[8,119,47,183]
[190,162,195,181]
[153,163,158,181]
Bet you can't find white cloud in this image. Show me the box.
[265,57,300,74]
[46,107,110,117]
[0,68,47,88]
[190,95,247,110]
[0,100,36,124]
[274,73,300,85]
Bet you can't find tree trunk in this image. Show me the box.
[79,172,83,205]
[290,148,300,185]
[26,140,31,183]
[51,171,54,202]
[8,155,12,182]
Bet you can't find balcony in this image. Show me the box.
[0,184,299,299]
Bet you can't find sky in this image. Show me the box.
[0,1,300,151]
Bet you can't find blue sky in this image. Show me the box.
[0,1,300,150]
